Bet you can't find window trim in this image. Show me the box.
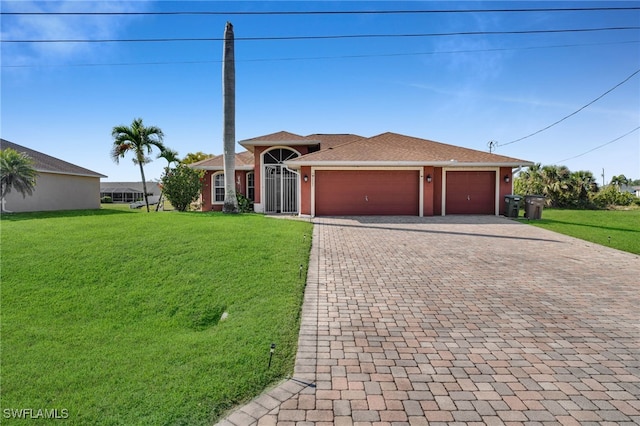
[212,172,225,204]
[246,171,255,201]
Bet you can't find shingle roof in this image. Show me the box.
[239,131,366,152]
[0,139,107,178]
[287,132,533,166]
[190,151,254,170]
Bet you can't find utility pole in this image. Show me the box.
[488,140,497,153]
[602,168,605,187]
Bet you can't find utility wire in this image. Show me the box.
[2,6,639,15]
[4,40,639,68]
[556,126,640,163]
[3,26,639,43]
[498,68,640,147]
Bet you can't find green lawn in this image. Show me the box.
[518,208,640,255]
[1,207,312,425]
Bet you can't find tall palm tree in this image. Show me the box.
[0,148,38,212]
[156,148,179,211]
[222,21,239,213]
[111,118,166,212]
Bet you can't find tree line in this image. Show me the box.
[514,164,639,209]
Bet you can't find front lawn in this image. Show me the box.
[1,208,312,425]
[519,208,640,255]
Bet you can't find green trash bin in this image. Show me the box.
[524,195,545,219]
[504,195,521,218]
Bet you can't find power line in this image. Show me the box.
[4,40,639,68]
[556,126,640,163]
[2,6,639,15]
[3,26,639,43]
[498,68,640,147]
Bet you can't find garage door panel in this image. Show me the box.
[446,171,495,214]
[316,170,419,216]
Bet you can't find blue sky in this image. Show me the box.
[2,1,639,184]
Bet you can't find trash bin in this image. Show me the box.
[504,195,521,218]
[524,195,545,219]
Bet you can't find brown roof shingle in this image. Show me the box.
[0,139,107,178]
[190,151,254,170]
[287,132,532,166]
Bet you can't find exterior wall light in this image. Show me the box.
[426,174,432,183]
[303,175,309,182]
[504,175,510,183]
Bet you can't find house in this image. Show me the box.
[191,131,534,216]
[1,139,106,213]
[100,182,162,204]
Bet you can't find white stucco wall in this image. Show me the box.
[3,172,101,213]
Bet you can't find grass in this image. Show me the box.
[518,208,640,255]
[1,206,313,425]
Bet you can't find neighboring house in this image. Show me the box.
[620,184,640,198]
[191,131,534,217]
[1,139,106,213]
[100,182,162,204]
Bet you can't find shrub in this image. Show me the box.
[237,193,254,213]
[160,165,204,212]
[591,185,638,208]
[101,196,113,203]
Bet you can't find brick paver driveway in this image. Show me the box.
[218,216,639,425]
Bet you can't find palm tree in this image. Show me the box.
[222,21,239,213]
[610,174,629,190]
[111,118,166,212]
[0,148,38,212]
[156,148,179,211]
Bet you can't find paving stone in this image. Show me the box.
[215,216,640,426]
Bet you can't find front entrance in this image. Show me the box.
[263,148,300,214]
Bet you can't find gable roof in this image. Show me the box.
[239,131,365,152]
[286,132,533,168]
[0,139,107,178]
[190,150,254,170]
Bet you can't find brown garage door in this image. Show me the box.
[315,170,419,215]
[446,171,496,214]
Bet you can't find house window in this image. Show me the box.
[213,173,225,203]
[246,172,255,201]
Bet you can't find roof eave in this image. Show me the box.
[190,165,254,171]
[239,140,320,150]
[36,168,107,178]
[284,160,535,169]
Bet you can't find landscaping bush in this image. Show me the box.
[237,193,254,213]
[100,196,113,203]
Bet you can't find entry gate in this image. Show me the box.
[264,164,299,214]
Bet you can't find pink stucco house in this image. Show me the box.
[191,131,533,216]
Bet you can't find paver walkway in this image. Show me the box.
[217,216,640,425]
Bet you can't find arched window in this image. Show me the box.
[263,148,299,164]
[213,173,225,203]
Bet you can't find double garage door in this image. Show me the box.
[313,169,496,216]
[315,170,419,216]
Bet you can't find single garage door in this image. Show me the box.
[315,170,419,215]
[446,171,496,214]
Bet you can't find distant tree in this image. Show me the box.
[591,184,637,208]
[0,148,38,211]
[610,174,629,189]
[182,152,214,165]
[111,118,166,212]
[156,148,180,211]
[570,170,598,208]
[514,163,544,196]
[160,164,204,212]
